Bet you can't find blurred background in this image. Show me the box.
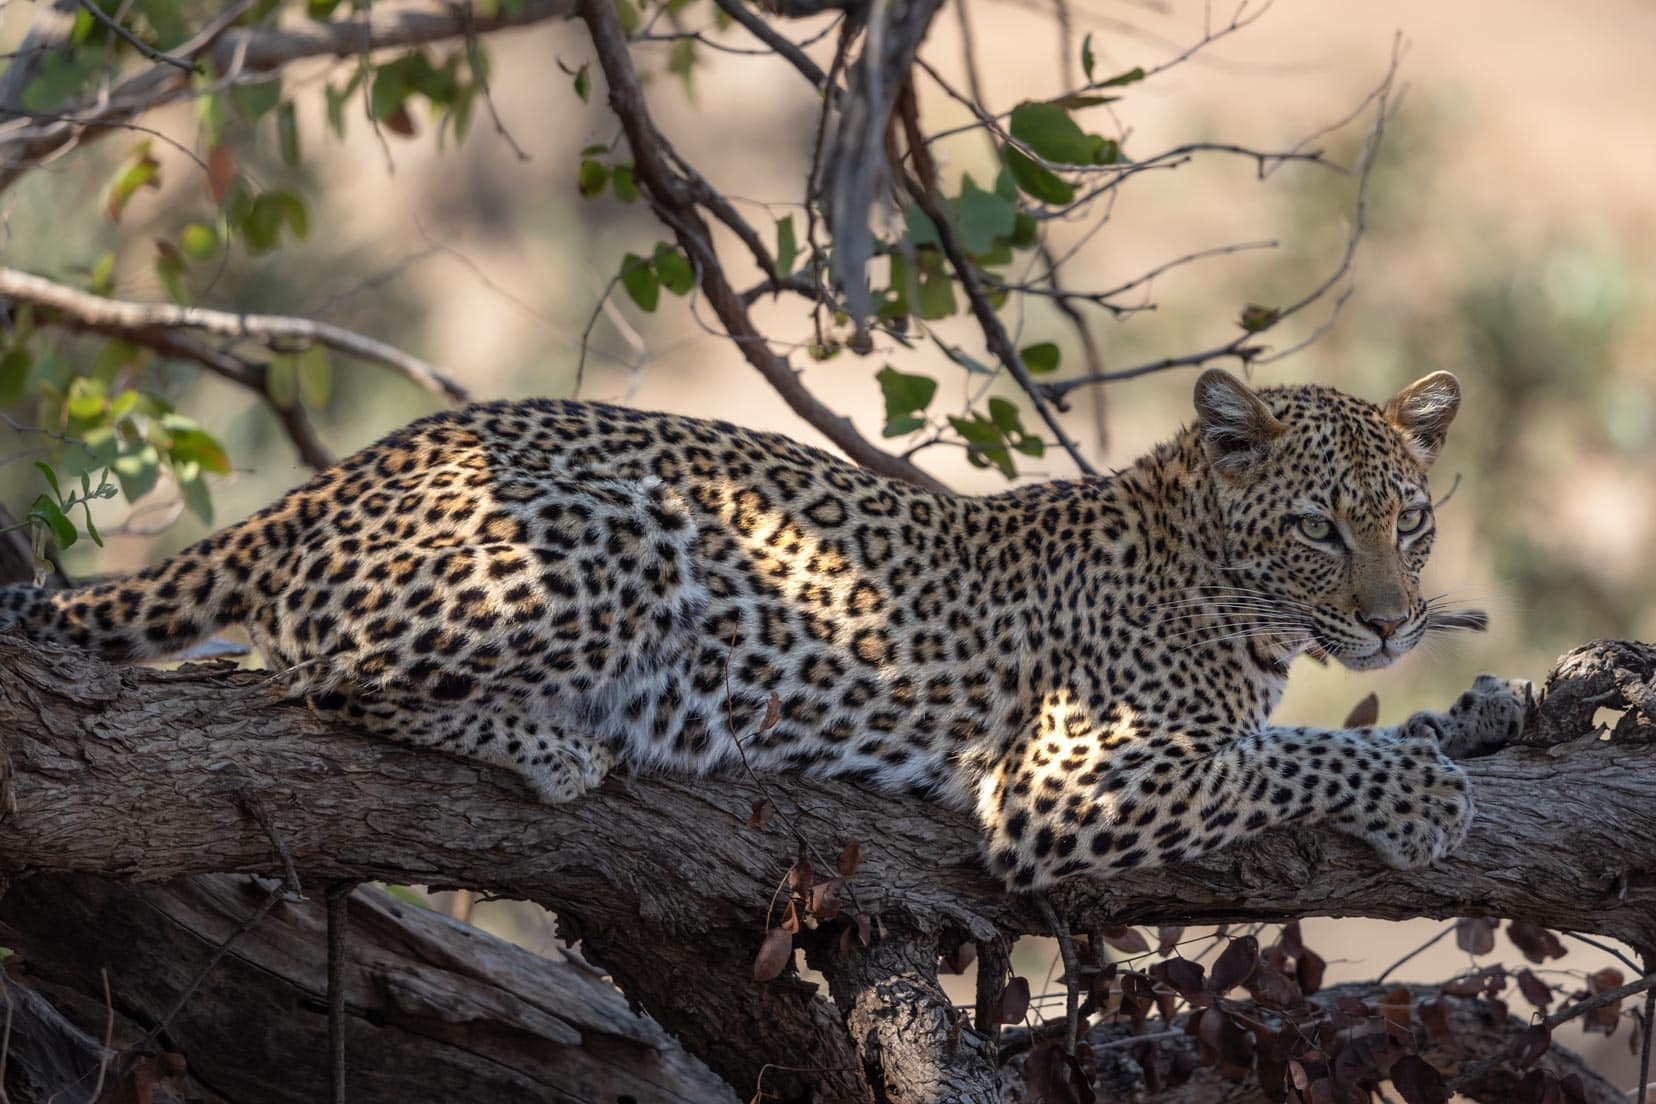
[4,0,1653,1093]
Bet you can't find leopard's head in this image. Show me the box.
[1191,368,1465,671]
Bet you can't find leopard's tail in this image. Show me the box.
[0,516,271,662]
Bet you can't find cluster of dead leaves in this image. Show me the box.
[749,834,872,983]
[1007,916,1639,1104]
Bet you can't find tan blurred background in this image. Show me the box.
[4,0,1654,1092]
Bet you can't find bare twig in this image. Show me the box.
[1375,921,1455,984]
[0,266,468,402]
[75,0,194,71]
[459,1,531,161]
[709,0,827,89]
[327,881,359,1104]
[87,970,115,1101]
[902,177,1097,476]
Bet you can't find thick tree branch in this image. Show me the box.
[2,634,1655,1101]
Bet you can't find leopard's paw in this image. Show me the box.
[1339,730,1474,869]
[523,740,617,804]
[1428,674,1534,759]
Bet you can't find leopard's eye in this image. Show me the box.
[1397,507,1427,535]
[1297,515,1335,542]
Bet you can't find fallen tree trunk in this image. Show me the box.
[2,632,1653,1101]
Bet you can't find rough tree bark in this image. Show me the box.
[0,873,737,1103]
[2,630,1653,1102]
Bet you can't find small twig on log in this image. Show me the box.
[327,881,359,1104]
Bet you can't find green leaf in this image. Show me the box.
[957,178,1016,255]
[1003,145,1074,205]
[196,83,226,146]
[0,346,31,406]
[774,215,798,278]
[1015,435,1045,458]
[180,222,220,262]
[325,82,350,137]
[113,444,161,501]
[667,38,696,93]
[162,415,232,474]
[89,251,117,295]
[30,495,76,549]
[107,389,139,422]
[614,0,641,32]
[370,62,410,122]
[297,345,331,409]
[577,158,610,198]
[179,473,214,524]
[933,339,996,375]
[573,63,590,102]
[652,243,694,295]
[904,204,940,247]
[892,249,956,321]
[106,145,159,222]
[1009,211,1037,248]
[1020,342,1060,375]
[34,460,63,500]
[611,163,638,202]
[1009,102,1098,165]
[1047,93,1118,110]
[155,251,189,305]
[618,252,660,312]
[241,191,308,253]
[307,0,343,17]
[277,101,302,166]
[65,377,108,422]
[876,366,937,437]
[1081,33,1095,82]
[949,415,1015,478]
[988,396,1024,435]
[1239,303,1281,333]
[231,76,282,122]
[1096,65,1146,88]
[267,355,298,408]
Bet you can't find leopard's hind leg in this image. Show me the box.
[326,690,617,802]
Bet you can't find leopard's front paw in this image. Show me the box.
[1428,674,1535,760]
[1339,727,1474,869]
[523,741,617,804]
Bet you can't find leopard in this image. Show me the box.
[0,368,1531,889]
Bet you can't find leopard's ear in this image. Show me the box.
[1193,368,1286,477]
[1383,371,1461,469]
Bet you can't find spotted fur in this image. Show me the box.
[0,370,1529,887]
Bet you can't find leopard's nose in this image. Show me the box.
[1361,613,1407,640]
